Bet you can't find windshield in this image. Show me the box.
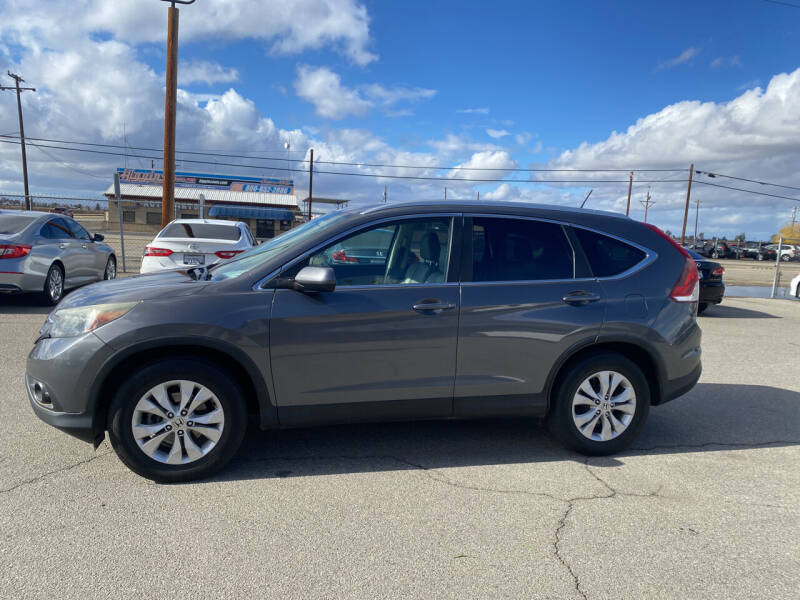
[210,211,352,280]
[160,222,241,241]
[0,214,38,235]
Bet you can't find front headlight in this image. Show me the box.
[45,301,139,339]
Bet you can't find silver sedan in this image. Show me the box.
[0,209,117,304]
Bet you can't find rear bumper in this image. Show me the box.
[0,270,43,293]
[659,361,702,405]
[699,282,725,304]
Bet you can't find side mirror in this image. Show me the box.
[292,266,336,292]
[93,233,104,242]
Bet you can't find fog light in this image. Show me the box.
[29,379,53,407]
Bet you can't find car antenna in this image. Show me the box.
[580,189,593,208]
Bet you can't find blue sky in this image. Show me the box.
[1,0,799,238]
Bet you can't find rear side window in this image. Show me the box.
[574,228,646,277]
[40,218,74,239]
[0,215,37,235]
[160,223,241,241]
[471,217,575,281]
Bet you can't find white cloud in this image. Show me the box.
[293,66,436,119]
[447,150,517,181]
[514,132,532,145]
[656,47,700,71]
[294,65,373,119]
[711,55,742,69]
[178,60,239,86]
[486,129,510,139]
[1,0,377,66]
[456,107,489,114]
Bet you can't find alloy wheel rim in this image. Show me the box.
[48,269,63,300]
[106,258,116,279]
[571,370,636,442]
[131,380,225,465]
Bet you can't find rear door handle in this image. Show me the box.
[59,244,67,250]
[81,244,88,249]
[562,291,601,306]
[413,301,456,313]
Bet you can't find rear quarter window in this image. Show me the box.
[0,214,37,235]
[574,228,646,277]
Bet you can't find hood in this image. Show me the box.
[57,269,209,309]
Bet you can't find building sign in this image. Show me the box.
[116,168,293,195]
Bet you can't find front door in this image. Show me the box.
[269,215,460,425]
[454,216,606,416]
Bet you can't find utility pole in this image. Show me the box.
[693,197,701,243]
[444,187,447,201]
[307,148,314,221]
[625,171,633,216]
[680,163,694,245]
[159,0,195,227]
[477,191,480,202]
[792,206,797,228]
[640,187,655,223]
[1,72,36,211]
[383,185,387,203]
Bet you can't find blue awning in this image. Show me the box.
[208,205,294,220]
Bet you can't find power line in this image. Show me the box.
[763,0,800,8]
[0,134,687,174]
[29,144,108,180]
[693,179,799,202]
[695,169,800,192]
[0,138,690,184]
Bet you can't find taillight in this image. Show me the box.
[0,244,32,259]
[214,250,243,259]
[143,246,173,257]
[670,256,700,303]
[712,266,724,276]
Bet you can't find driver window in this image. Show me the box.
[285,217,453,286]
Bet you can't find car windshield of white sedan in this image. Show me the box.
[0,214,37,235]
[160,223,241,241]
[210,211,352,280]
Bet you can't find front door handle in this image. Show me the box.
[59,244,67,250]
[562,291,601,306]
[81,244,88,249]
[412,301,456,313]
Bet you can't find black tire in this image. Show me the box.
[757,253,764,261]
[42,263,65,305]
[780,254,790,262]
[697,302,708,314]
[711,251,719,259]
[547,353,650,456]
[104,255,117,280]
[107,358,247,483]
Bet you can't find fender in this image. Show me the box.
[87,335,278,440]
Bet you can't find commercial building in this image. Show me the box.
[104,168,300,238]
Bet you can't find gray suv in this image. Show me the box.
[26,202,702,482]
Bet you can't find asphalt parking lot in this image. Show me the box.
[0,296,798,600]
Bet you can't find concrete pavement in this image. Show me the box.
[0,297,798,599]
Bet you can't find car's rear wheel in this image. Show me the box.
[104,255,117,280]
[697,302,708,314]
[107,359,246,483]
[43,263,64,305]
[547,353,649,455]
[780,254,790,262]
[711,251,719,259]
[757,253,765,261]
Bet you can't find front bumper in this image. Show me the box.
[25,331,115,446]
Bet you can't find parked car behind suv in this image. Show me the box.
[26,202,702,482]
[763,243,797,262]
[1,209,117,304]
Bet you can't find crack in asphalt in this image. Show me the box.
[0,450,112,495]
[630,439,799,452]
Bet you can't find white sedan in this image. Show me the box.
[141,219,256,274]
[790,271,800,299]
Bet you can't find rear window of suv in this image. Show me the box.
[159,223,241,241]
[574,228,646,277]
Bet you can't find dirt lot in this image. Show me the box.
[0,296,798,599]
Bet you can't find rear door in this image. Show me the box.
[454,215,606,417]
[45,218,83,286]
[269,215,460,424]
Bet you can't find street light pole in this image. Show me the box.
[159,0,195,227]
[1,72,36,210]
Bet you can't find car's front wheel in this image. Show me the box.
[107,359,247,482]
[547,353,650,455]
[780,254,790,262]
